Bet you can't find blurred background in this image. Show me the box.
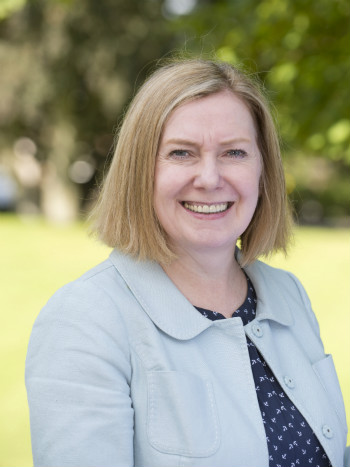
[0,0,349,465]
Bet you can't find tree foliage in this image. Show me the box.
[170,0,350,165]
[0,0,176,218]
[169,0,350,220]
[0,0,349,220]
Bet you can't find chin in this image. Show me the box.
[181,236,238,254]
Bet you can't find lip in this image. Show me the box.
[181,201,233,206]
[180,201,234,218]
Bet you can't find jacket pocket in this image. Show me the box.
[312,354,348,431]
[147,371,220,457]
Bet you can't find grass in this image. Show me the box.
[0,214,349,465]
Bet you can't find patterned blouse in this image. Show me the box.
[195,274,332,467]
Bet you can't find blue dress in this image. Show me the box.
[195,274,332,467]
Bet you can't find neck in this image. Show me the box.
[162,245,247,318]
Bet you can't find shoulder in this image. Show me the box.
[247,258,310,303]
[37,257,129,323]
[28,256,135,359]
[26,256,134,384]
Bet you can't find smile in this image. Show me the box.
[183,202,232,214]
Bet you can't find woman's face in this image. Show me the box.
[154,90,262,257]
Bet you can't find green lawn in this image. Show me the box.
[0,215,349,465]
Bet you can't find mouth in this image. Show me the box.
[182,201,233,214]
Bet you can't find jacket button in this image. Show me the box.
[322,425,334,439]
[251,322,263,337]
[283,376,295,389]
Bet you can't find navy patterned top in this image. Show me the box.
[195,274,332,467]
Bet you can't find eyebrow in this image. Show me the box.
[162,137,252,146]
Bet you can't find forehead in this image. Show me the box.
[161,91,256,142]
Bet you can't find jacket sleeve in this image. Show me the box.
[25,280,134,467]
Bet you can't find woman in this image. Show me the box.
[26,59,349,467]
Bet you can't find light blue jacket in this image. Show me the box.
[26,250,349,467]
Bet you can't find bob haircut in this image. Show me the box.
[91,59,292,266]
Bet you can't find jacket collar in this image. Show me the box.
[109,249,294,340]
[109,250,213,340]
[244,259,294,327]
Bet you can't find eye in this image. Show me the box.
[226,149,247,158]
[169,149,190,159]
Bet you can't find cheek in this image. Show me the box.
[153,181,165,219]
[154,163,187,199]
[153,165,178,217]
[249,161,263,196]
[236,169,261,199]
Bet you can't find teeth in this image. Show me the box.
[184,202,229,213]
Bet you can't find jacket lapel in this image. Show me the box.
[109,249,213,340]
[245,259,294,327]
[109,249,294,341]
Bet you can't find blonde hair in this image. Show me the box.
[91,59,292,265]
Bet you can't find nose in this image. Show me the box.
[193,155,223,190]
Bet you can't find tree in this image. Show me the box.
[168,0,350,220]
[0,0,176,220]
[1,0,349,221]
